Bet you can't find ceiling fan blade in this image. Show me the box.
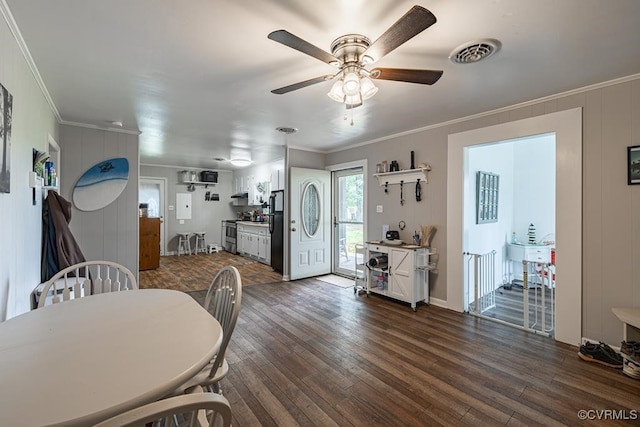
[370,68,443,85]
[271,75,334,95]
[364,6,437,62]
[268,30,338,65]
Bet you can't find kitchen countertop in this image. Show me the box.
[237,221,269,227]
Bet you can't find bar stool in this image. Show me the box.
[193,232,206,254]
[177,232,191,256]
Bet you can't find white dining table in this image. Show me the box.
[0,289,222,427]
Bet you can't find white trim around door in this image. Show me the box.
[447,108,582,345]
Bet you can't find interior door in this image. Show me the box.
[290,167,331,280]
[139,177,166,255]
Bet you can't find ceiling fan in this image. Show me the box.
[268,5,443,109]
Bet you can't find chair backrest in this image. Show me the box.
[204,266,242,379]
[94,390,232,427]
[37,260,138,308]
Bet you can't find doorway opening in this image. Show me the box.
[464,134,556,336]
[139,177,166,255]
[447,108,582,345]
[332,167,364,277]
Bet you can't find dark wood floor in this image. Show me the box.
[210,279,640,426]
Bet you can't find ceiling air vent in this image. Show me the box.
[449,39,501,64]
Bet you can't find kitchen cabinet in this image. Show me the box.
[365,242,434,311]
[237,222,271,265]
[271,168,285,191]
[139,218,161,270]
[261,234,271,264]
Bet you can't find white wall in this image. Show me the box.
[466,143,515,256]
[0,10,59,319]
[512,134,556,242]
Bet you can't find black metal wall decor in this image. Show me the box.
[476,171,499,224]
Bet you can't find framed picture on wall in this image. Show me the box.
[628,145,640,185]
[0,82,14,194]
[476,171,499,224]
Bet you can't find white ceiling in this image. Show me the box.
[5,0,640,170]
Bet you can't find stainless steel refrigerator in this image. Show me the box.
[269,190,284,274]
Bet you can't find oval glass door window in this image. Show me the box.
[302,183,320,237]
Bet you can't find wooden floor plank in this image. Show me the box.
[165,266,640,426]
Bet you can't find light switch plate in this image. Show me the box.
[376,205,383,213]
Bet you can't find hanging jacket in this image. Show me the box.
[41,190,86,281]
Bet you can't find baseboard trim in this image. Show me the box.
[429,297,447,308]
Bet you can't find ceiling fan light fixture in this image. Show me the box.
[345,93,362,109]
[342,72,360,96]
[229,158,252,167]
[327,79,345,102]
[359,76,378,100]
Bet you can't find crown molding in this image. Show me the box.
[60,120,141,135]
[0,0,61,122]
[328,72,640,153]
[140,162,232,172]
[287,144,326,154]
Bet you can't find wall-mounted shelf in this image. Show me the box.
[373,168,428,186]
[179,181,216,188]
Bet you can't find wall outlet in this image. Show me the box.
[168,205,174,211]
[376,205,383,213]
[179,219,184,224]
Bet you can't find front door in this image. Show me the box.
[289,167,331,280]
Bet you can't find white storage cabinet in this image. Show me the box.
[365,242,433,311]
[506,243,552,284]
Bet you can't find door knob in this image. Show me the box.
[291,227,297,232]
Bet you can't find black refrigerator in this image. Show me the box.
[269,190,284,274]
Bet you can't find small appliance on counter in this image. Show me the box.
[386,230,400,240]
[383,230,403,245]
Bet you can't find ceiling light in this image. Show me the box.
[359,76,378,100]
[342,72,360,96]
[327,80,345,102]
[345,93,362,109]
[229,158,252,167]
[327,70,378,107]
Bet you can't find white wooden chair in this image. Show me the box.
[35,260,138,308]
[94,387,232,427]
[171,266,242,396]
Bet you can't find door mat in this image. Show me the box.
[315,274,354,288]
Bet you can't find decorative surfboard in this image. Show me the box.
[73,158,129,211]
